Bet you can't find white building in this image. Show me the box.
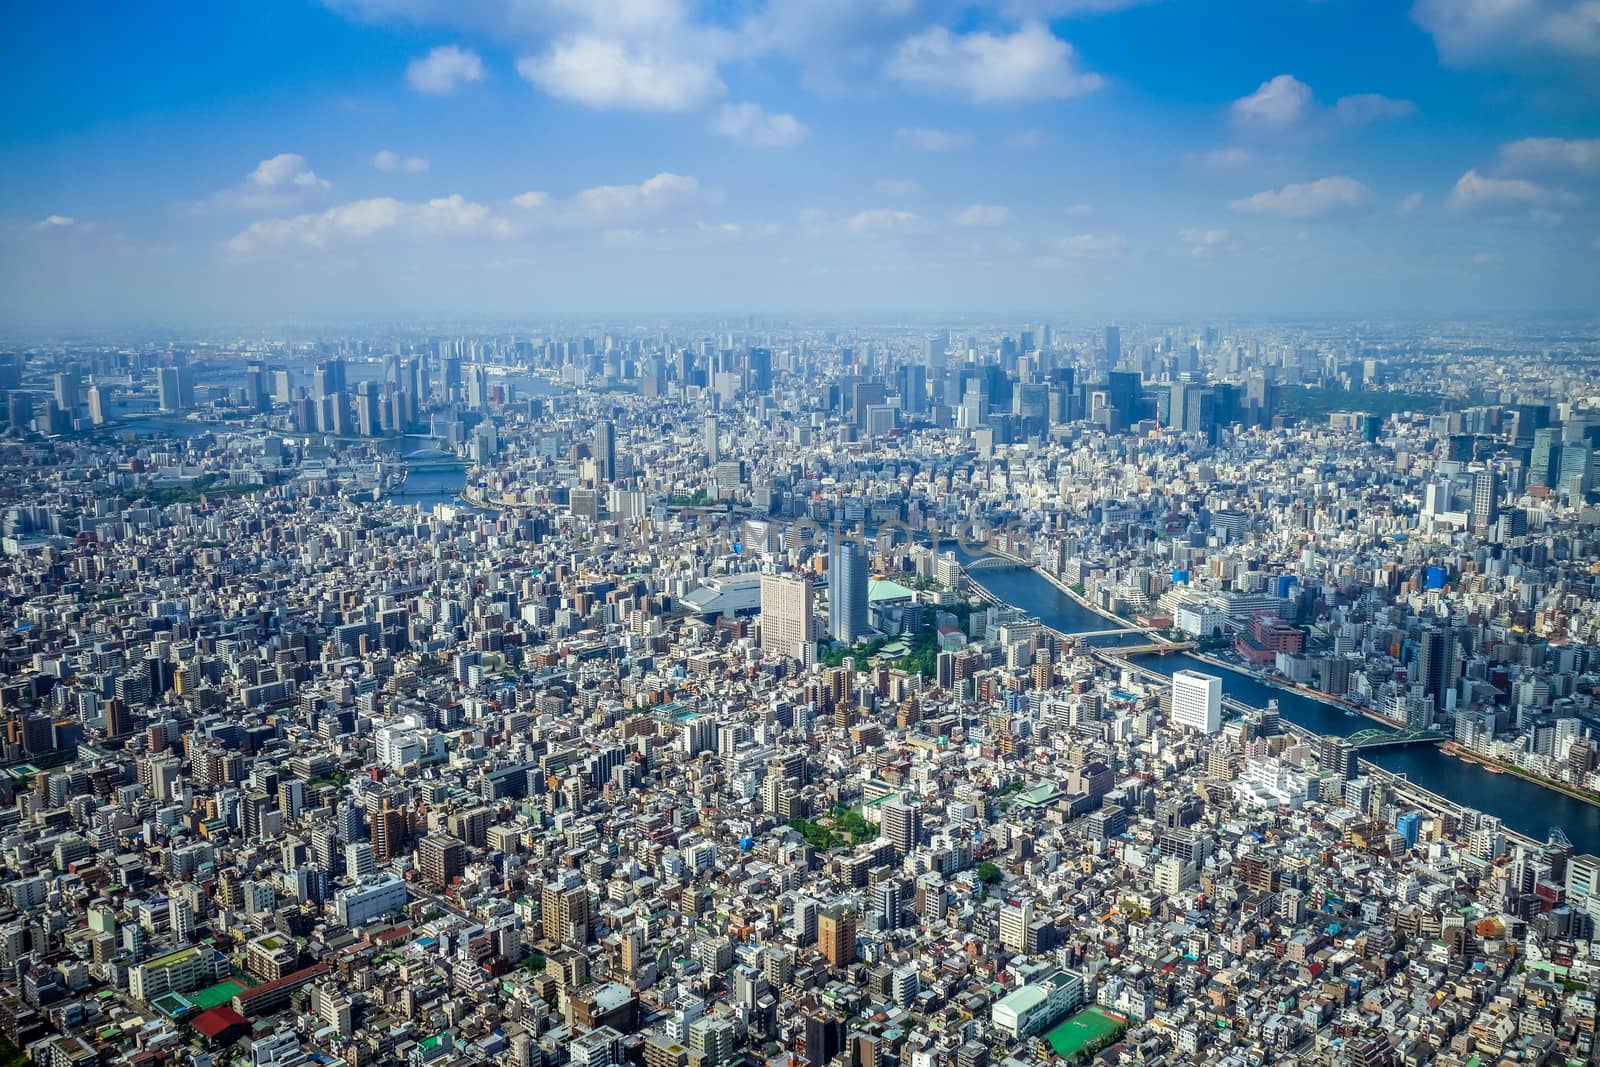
[992,970,1086,1039]
[1171,669,1222,734]
[335,873,409,928]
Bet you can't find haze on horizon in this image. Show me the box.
[1,0,1597,326]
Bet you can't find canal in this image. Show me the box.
[961,557,1600,854]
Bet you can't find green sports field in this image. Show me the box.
[1045,1007,1125,1058]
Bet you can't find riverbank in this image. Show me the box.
[1438,742,1600,810]
[1183,649,1406,733]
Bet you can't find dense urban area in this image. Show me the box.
[2,318,1600,1067]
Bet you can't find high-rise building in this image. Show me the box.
[1471,469,1499,531]
[1530,427,1560,488]
[594,420,615,482]
[1415,627,1452,708]
[828,541,868,646]
[53,370,81,412]
[541,878,591,945]
[880,797,921,856]
[1171,670,1222,734]
[1107,371,1141,432]
[704,415,720,466]
[1105,325,1121,367]
[760,574,814,662]
[416,834,465,889]
[86,385,108,426]
[818,905,855,969]
[1561,443,1591,500]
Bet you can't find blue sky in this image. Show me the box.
[1,0,1597,324]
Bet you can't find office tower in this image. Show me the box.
[53,369,81,412]
[1530,427,1559,487]
[157,367,183,412]
[747,347,772,393]
[6,392,33,431]
[818,905,855,969]
[898,363,928,414]
[594,420,615,482]
[1171,670,1222,734]
[1561,443,1591,499]
[880,797,921,856]
[86,385,108,426]
[1105,325,1121,367]
[829,541,868,645]
[760,574,814,662]
[1415,627,1451,708]
[244,360,269,412]
[1471,469,1499,531]
[313,358,346,401]
[704,415,720,466]
[273,369,294,405]
[1107,371,1141,432]
[356,380,382,437]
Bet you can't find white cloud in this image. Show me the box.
[1184,146,1255,169]
[1229,176,1373,218]
[1056,232,1127,256]
[1232,75,1314,129]
[1007,130,1046,148]
[1497,137,1600,173]
[874,178,920,195]
[227,194,514,255]
[1333,93,1416,125]
[191,153,330,214]
[512,190,551,209]
[518,36,722,111]
[1065,203,1094,217]
[406,45,485,94]
[894,127,972,151]
[1177,227,1228,256]
[1394,192,1425,215]
[695,219,778,240]
[1471,250,1503,264]
[710,102,809,147]
[845,209,927,236]
[1447,168,1579,212]
[564,172,700,226]
[1412,0,1600,66]
[955,204,1011,227]
[373,150,430,174]
[1002,0,1159,13]
[886,22,1103,103]
[33,215,75,230]
[1233,77,1412,132]
[252,153,330,192]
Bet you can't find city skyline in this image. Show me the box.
[3,0,1599,325]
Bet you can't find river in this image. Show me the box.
[961,557,1600,854]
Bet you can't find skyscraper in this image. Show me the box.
[1105,325,1121,367]
[704,415,720,466]
[594,420,615,482]
[1530,427,1559,488]
[829,541,868,646]
[53,370,81,412]
[1171,670,1222,734]
[1415,627,1451,708]
[1471,469,1499,531]
[760,574,814,662]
